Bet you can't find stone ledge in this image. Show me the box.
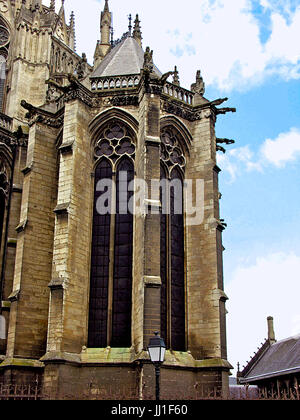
[144,199,161,209]
[81,347,136,364]
[48,277,65,290]
[195,358,233,370]
[15,219,27,233]
[7,238,17,247]
[212,288,229,302]
[1,300,11,310]
[59,139,74,154]
[54,202,70,215]
[0,358,44,369]
[12,184,23,193]
[40,352,81,366]
[145,136,160,144]
[8,289,20,302]
[143,276,161,287]
[80,349,233,372]
[21,163,33,175]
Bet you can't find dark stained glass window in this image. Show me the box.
[170,168,185,351]
[160,165,168,347]
[88,121,135,348]
[160,126,186,351]
[88,159,112,348]
[111,158,134,347]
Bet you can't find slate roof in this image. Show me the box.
[91,36,162,78]
[240,334,300,383]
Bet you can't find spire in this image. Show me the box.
[128,14,132,36]
[59,0,65,18]
[100,0,112,45]
[69,11,76,51]
[133,14,142,47]
[94,0,112,67]
[49,0,55,11]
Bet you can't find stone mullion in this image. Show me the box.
[142,91,162,349]
[107,171,116,347]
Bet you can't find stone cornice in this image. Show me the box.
[162,98,202,122]
[21,100,64,128]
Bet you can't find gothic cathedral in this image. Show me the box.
[0,0,234,399]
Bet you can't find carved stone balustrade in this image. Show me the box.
[91,75,141,91]
[0,113,12,132]
[163,82,194,106]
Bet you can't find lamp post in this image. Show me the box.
[147,331,166,401]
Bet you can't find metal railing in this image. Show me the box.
[0,383,41,400]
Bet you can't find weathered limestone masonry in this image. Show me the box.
[0,1,235,399]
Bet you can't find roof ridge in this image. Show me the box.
[238,339,271,379]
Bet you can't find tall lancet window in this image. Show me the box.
[160,126,186,351]
[88,122,135,348]
[0,20,9,110]
[0,162,9,253]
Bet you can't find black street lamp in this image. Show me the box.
[147,331,166,401]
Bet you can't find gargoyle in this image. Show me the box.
[216,138,235,145]
[216,145,226,154]
[210,97,228,107]
[20,100,36,120]
[215,107,236,115]
[159,71,175,85]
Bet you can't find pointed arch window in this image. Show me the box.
[0,20,10,110]
[88,122,135,348]
[160,126,186,351]
[0,162,9,254]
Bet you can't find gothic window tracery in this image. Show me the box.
[160,126,186,351]
[160,126,186,174]
[94,122,135,167]
[0,161,9,197]
[0,19,9,110]
[88,121,135,348]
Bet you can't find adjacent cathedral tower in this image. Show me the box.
[0,0,234,399]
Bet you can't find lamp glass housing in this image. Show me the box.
[147,333,166,364]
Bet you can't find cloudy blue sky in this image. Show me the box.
[48,0,300,375]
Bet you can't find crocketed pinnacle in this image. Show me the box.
[133,14,142,47]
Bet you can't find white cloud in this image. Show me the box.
[226,252,300,375]
[44,0,300,92]
[260,127,300,167]
[217,127,300,181]
[217,145,263,182]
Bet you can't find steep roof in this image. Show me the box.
[240,334,300,383]
[91,36,161,78]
